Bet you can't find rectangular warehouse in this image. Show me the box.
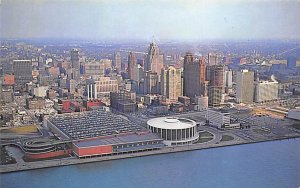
[72,133,164,158]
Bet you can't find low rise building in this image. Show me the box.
[26,97,46,110]
[207,109,240,129]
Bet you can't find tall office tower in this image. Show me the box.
[38,56,45,70]
[114,51,122,73]
[287,56,296,69]
[183,53,206,97]
[71,49,80,69]
[133,64,144,82]
[224,70,233,88]
[128,52,137,80]
[71,49,80,80]
[144,71,159,94]
[145,42,164,76]
[208,65,224,106]
[208,53,219,66]
[199,59,207,95]
[160,66,182,101]
[209,65,224,87]
[13,60,32,91]
[236,69,254,104]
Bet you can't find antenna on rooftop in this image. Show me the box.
[152,35,155,44]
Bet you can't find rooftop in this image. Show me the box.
[147,117,196,129]
[74,132,161,147]
[48,110,146,140]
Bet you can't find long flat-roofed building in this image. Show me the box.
[207,109,240,129]
[47,110,164,158]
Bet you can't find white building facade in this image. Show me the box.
[255,81,279,103]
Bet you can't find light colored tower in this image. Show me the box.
[114,51,122,73]
[236,69,254,104]
[145,42,164,76]
[208,53,219,66]
[128,52,137,80]
[161,66,182,102]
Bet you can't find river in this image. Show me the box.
[1,138,300,188]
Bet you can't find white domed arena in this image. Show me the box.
[147,117,199,146]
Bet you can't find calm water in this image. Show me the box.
[1,139,300,188]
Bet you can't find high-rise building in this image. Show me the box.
[254,81,278,103]
[133,64,144,82]
[145,42,164,76]
[236,69,254,104]
[13,60,32,91]
[160,66,182,101]
[208,53,221,66]
[287,56,297,69]
[71,49,80,80]
[224,70,233,88]
[71,49,80,69]
[128,52,137,80]
[114,51,122,73]
[183,53,206,97]
[208,65,224,106]
[144,71,159,94]
[209,65,224,87]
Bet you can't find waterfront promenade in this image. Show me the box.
[1,134,299,174]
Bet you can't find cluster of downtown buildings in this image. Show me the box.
[1,40,300,159]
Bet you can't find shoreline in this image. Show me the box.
[1,135,299,174]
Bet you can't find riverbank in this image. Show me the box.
[1,135,299,174]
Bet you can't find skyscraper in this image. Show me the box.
[208,53,220,66]
[160,66,182,101]
[183,53,206,98]
[145,42,164,76]
[236,69,254,104]
[71,49,80,70]
[133,64,144,82]
[13,60,32,91]
[144,71,159,94]
[71,49,80,80]
[208,65,224,106]
[128,52,137,80]
[114,51,122,73]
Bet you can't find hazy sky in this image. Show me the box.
[1,0,300,41]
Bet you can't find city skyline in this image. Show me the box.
[1,0,300,41]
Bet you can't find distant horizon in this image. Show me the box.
[2,37,300,44]
[1,0,300,41]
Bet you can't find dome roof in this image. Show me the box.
[147,117,196,129]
